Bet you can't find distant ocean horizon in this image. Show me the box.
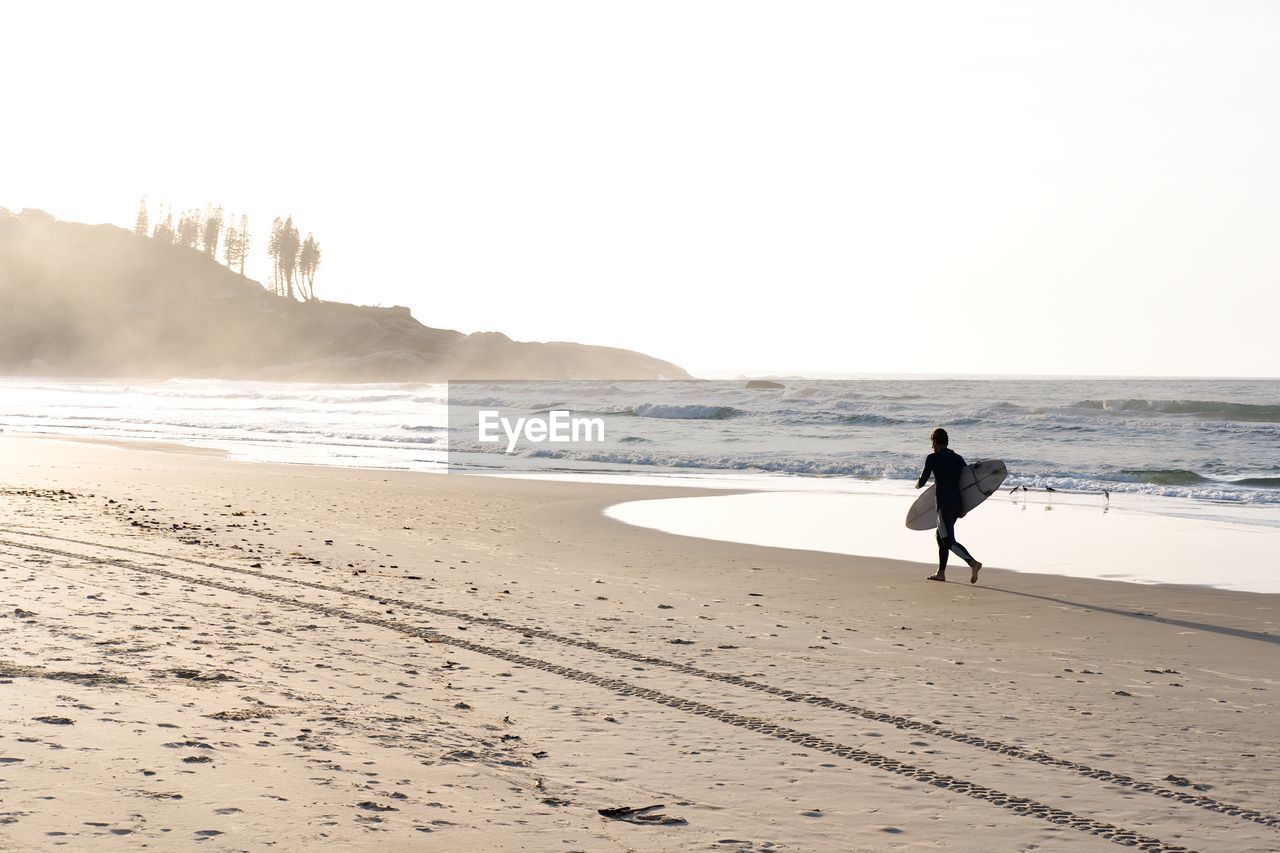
[3,375,1279,520]
[695,370,1280,382]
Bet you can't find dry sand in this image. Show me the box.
[0,435,1276,851]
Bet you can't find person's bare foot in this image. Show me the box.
[926,573,946,582]
[969,561,982,584]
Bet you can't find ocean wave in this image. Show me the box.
[836,414,905,426]
[1119,468,1211,486]
[1081,468,1280,491]
[1074,399,1280,422]
[631,404,742,420]
[1003,474,1280,504]
[0,380,445,407]
[1232,477,1280,488]
[1041,423,1097,432]
[441,396,509,408]
[768,410,909,427]
[521,447,911,478]
[492,446,1280,505]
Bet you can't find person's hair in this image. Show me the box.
[931,427,949,447]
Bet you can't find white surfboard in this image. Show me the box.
[906,459,1008,531]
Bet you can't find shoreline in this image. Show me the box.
[17,431,1280,596]
[607,487,1280,595]
[1,434,1278,849]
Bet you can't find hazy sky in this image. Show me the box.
[3,2,1278,377]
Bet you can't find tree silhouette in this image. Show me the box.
[152,205,175,243]
[201,205,223,257]
[223,214,239,269]
[177,209,200,248]
[133,197,313,291]
[299,233,321,301]
[268,217,284,295]
[134,197,149,237]
[268,215,302,298]
[236,214,251,277]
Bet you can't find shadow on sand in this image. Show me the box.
[978,583,1280,647]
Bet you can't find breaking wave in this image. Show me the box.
[631,404,742,420]
[1074,399,1280,422]
[1119,468,1212,486]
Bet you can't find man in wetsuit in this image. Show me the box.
[915,427,983,584]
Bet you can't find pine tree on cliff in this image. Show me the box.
[134,197,149,237]
[299,233,321,301]
[152,205,175,243]
[268,216,302,299]
[236,214,250,276]
[177,209,200,248]
[223,214,239,269]
[201,204,223,257]
[282,217,300,299]
[268,217,283,295]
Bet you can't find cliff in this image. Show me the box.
[0,213,689,381]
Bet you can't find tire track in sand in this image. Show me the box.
[2,525,1273,835]
[0,534,1200,852]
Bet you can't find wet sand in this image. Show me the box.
[607,486,1280,593]
[0,435,1276,851]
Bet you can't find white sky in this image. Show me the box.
[3,1,1278,378]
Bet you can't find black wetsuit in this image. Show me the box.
[917,448,976,572]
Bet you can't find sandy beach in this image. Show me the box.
[0,434,1276,851]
